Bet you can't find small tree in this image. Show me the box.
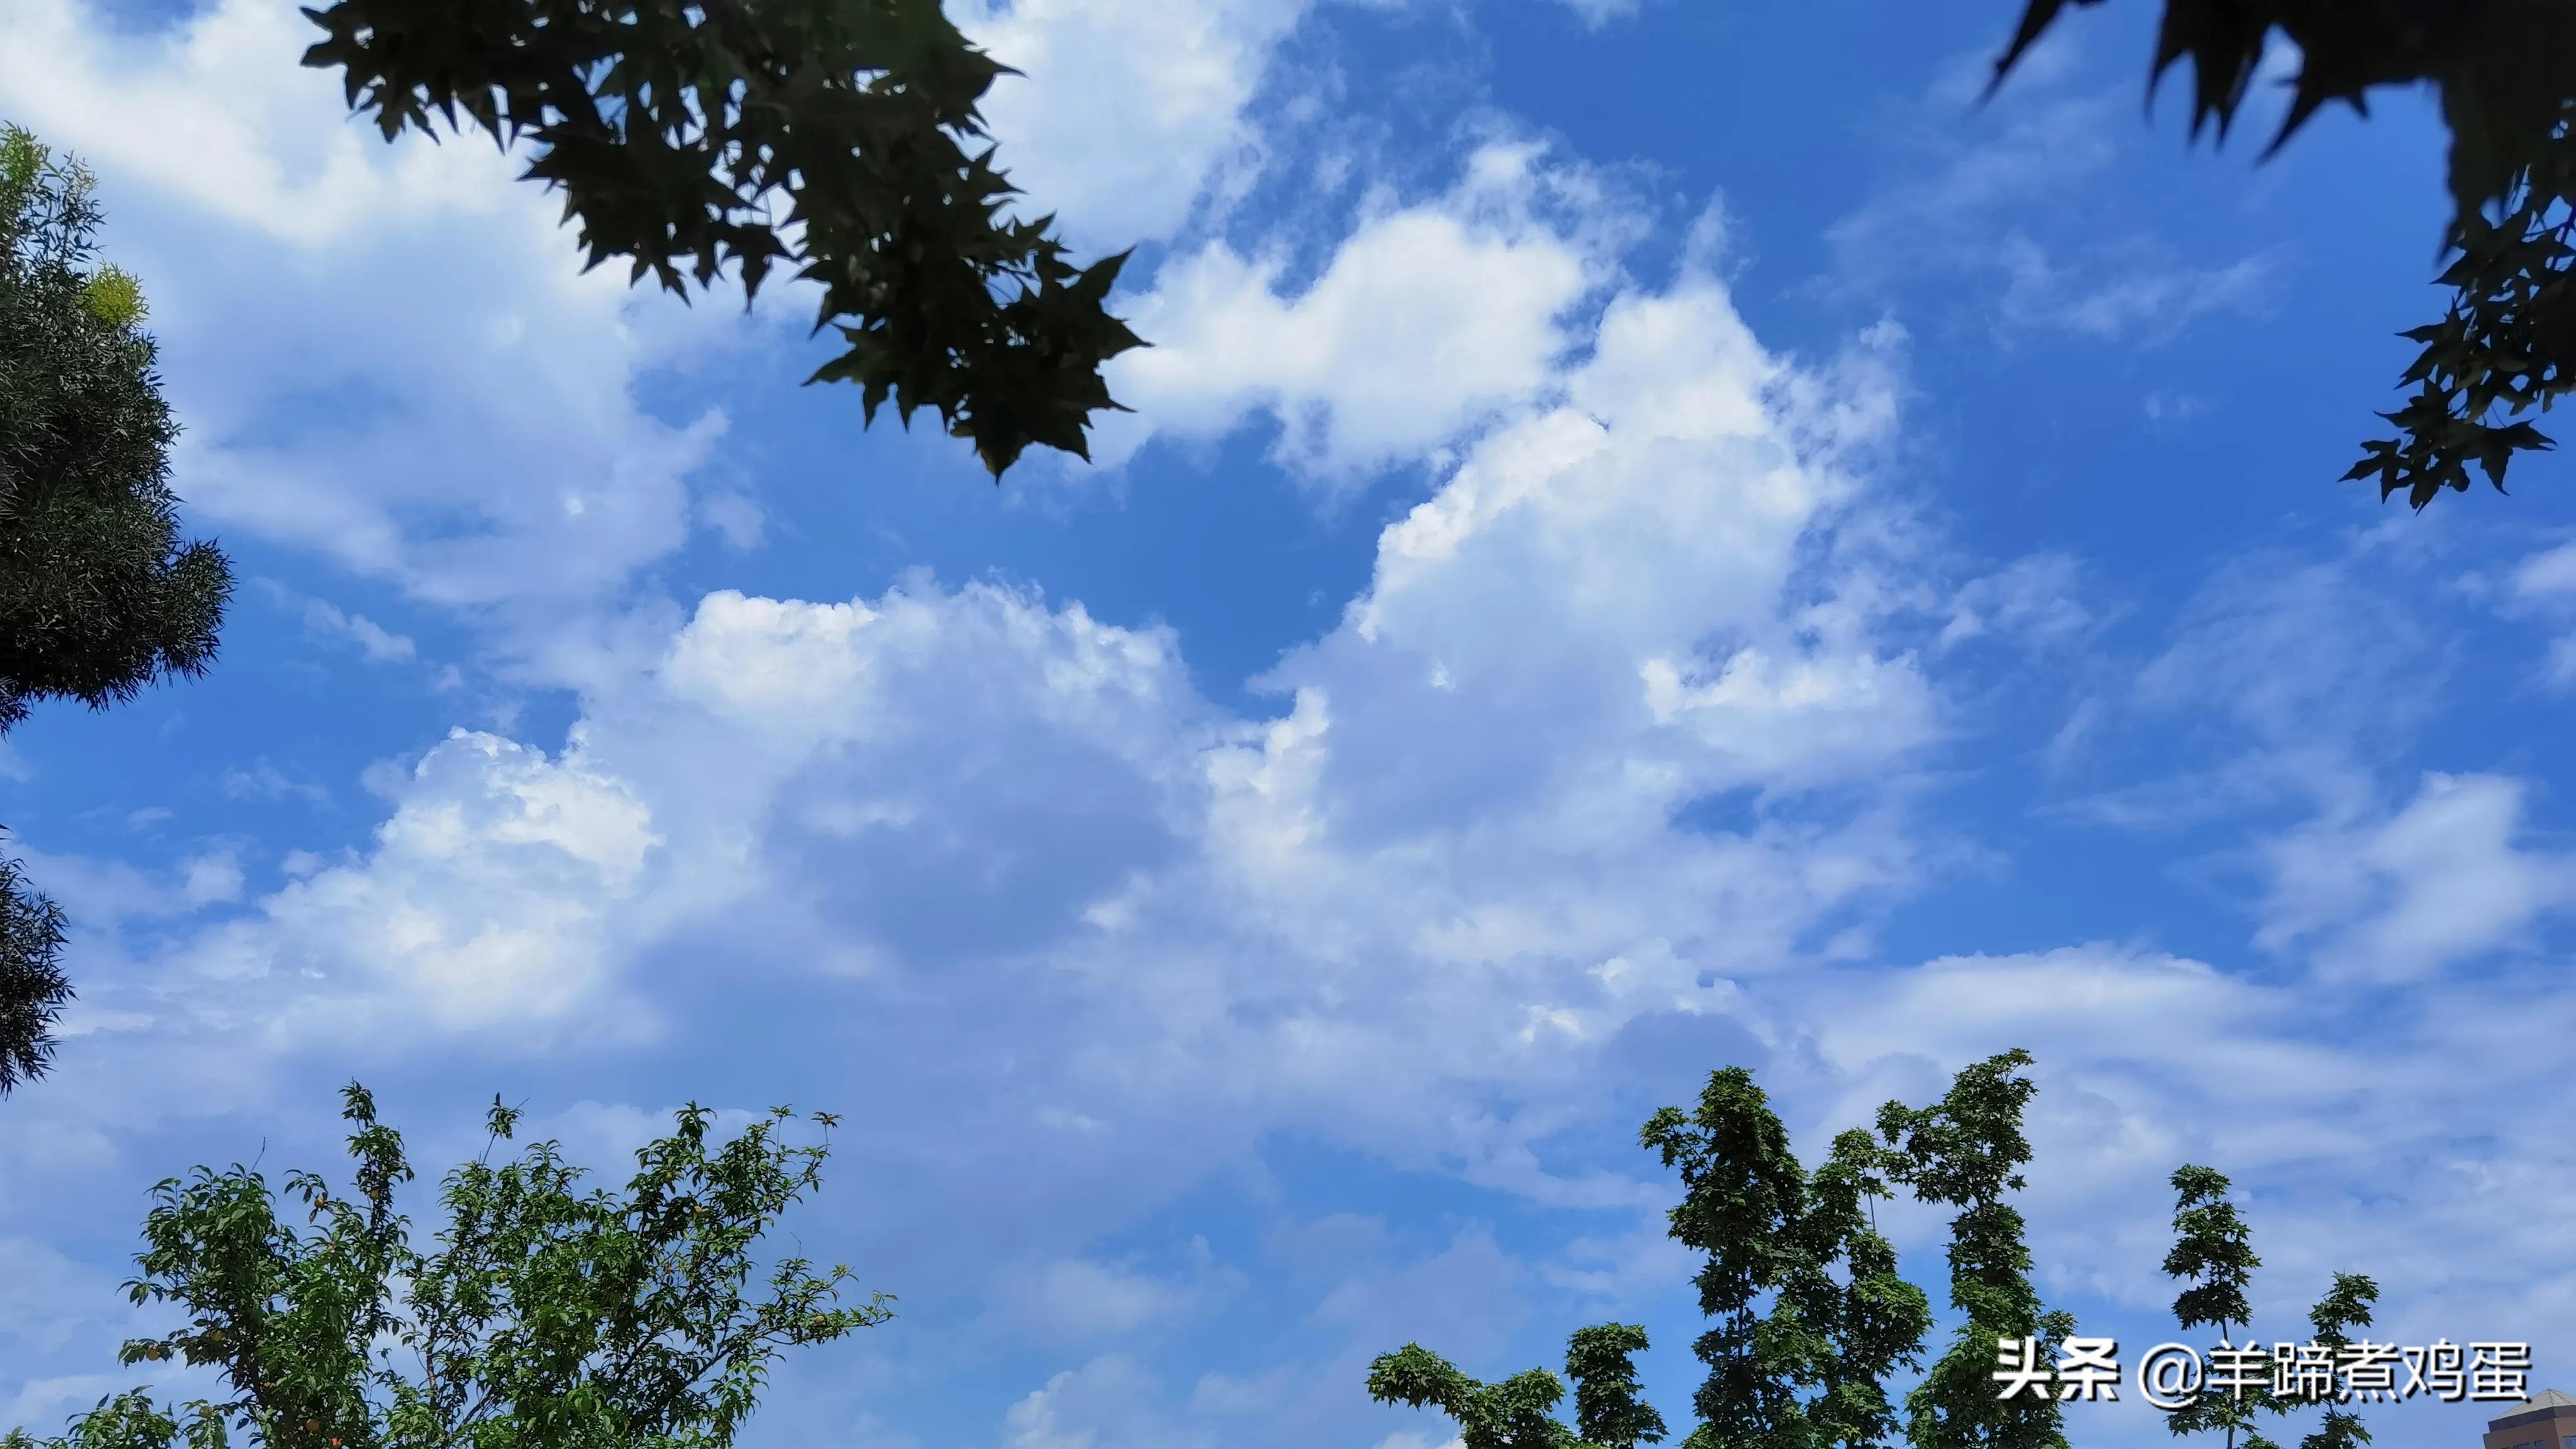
[2162,1166,2281,1449]
[2298,1275,2379,1449]
[1,121,233,1094]
[1874,1050,2070,1449]
[1368,1326,1667,1449]
[1370,1064,1938,1449]
[1643,1069,1929,1449]
[0,844,68,1092]
[3,1084,888,1449]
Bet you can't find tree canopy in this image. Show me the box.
[0,122,233,1094]
[1640,1067,1928,1449]
[2162,1165,2284,1449]
[0,845,68,1093]
[298,0,1146,479]
[2156,1165,2380,1449]
[1990,0,2575,508]
[1873,1050,2068,1449]
[3,1085,886,1449]
[1374,1053,2386,1449]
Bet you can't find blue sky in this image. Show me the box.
[4,1,2576,1448]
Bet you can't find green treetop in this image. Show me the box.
[2,1085,887,1449]
[0,121,233,1095]
[2162,1165,2283,1449]
[2299,1274,2380,1449]
[1874,1050,2070,1449]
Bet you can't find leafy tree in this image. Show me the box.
[0,843,68,1092]
[2298,1274,2379,1449]
[1873,1050,2070,1449]
[1641,1068,1930,1449]
[0,122,233,1095]
[2,1084,888,1449]
[1988,1,2575,508]
[1369,1055,2407,1449]
[2161,1165,2282,1449]
[297,0,1146,479]
[1570,1324,1677,1449]
[1370,1065,1936,1449]
[1368,1326,1668,1449]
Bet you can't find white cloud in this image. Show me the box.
[2518,541,2576,597]
[1310,1228,1533,1367]
[699,489,768,551]
[181,730,664,1031]
[1102,143,1628,480]
[2087,542,2440,814]
[301,598,417,664]
[2510,540,2576,687]
[997,1246,1238,1342]
[29,249,1940,1220]
[1006,1260,1197,1341]
[1994,234,2284,344]
[996,1357,1183,1449]
[180,850,246,909]
[2141,389,2216,425]
[1776,938,2576,1369]
[0,0,751,624]
[0,1238,121,1360]
[0,0,509,247]
[1939,552,2092,652]
[222,760,332,808]
[2256,772,2576,982]
[955,0,1311,250]
[1823,58,2279,347]
[1,0,1348,629]
[9,845,242,926]
[1550,0,1638,25]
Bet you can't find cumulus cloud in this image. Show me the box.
[996,1357,1184,1449]
[182,730,664,1032]
[0,0,748,623]
[108,252,1931,1110]
[1102,143,1631,481]
[956,0,1311,250]
[0,243,1951,1326]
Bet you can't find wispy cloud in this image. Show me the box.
[2508,538,2576,687]
[2256,771,2576,981]
[299,598,416,665]
[220,760,331,809]
[1821,46,2284,348]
